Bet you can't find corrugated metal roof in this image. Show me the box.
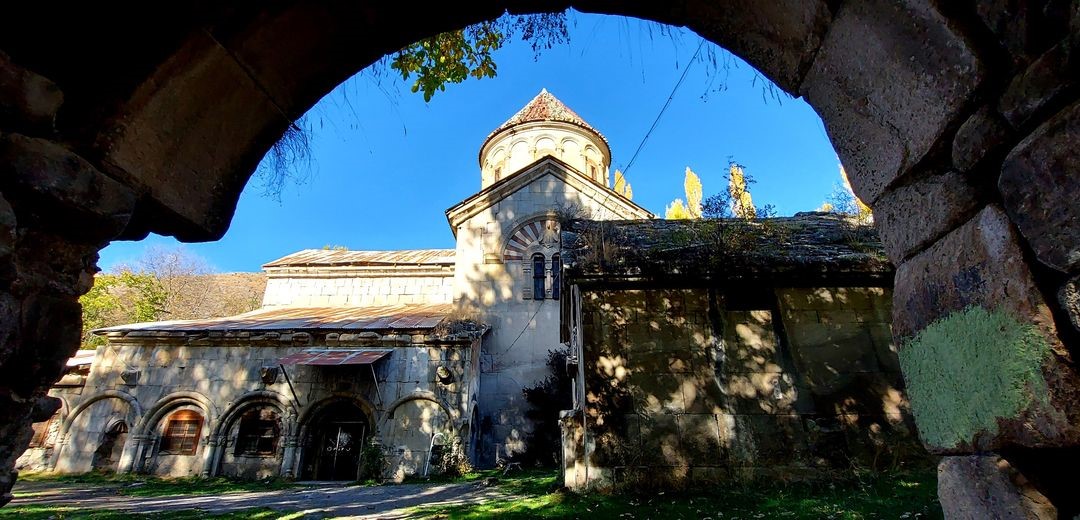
[67,350,96,367]
[94,303,454,334]
[263,249,456,268]
[278,349,392,366]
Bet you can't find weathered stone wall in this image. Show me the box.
[566,286,920,488]
[261,274,454,307]
[453,163,648,466]
[50,336,480,481]
[0,0,1077,513]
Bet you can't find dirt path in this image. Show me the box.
[11,480,508,519]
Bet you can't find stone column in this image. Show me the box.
[201,435,222,477]
[280,435,299,478]
[117,434,147,474]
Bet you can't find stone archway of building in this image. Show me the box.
[210,390,298,478]
[89,420,128,473]
[1,1,1078,515]
[298,398,373,481]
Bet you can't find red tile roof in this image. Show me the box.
[487,89,604,141]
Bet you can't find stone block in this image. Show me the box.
[951,105,1011,173]
[0,195,14,284]
[893,205,1057,338]
[0,51,63,132]
[1060,276,1080,333]
[800,0,983,203]
[872,171,982,263]
[681,0,831,92]
[999,99,1080,272]
[0,133,135,238]
[999,42,1078,129]
[937,455,1056,519]
[677,413,724,461]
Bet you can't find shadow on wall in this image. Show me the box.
[572,286,925,489]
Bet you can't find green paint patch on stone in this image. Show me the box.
[899,306,1050,450]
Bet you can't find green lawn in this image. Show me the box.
[411,469,944,519]
[16,471,295,498]
[0,505,298,520]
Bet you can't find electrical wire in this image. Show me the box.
[621,37,706,176]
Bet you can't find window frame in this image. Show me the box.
[551,253,561,300]
[234,409,281,457]
[532,253,546,300]
[159,410,203,456]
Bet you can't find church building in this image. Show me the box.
[19,90,653,480]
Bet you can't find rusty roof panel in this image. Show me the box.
[263,249,456,268]
[278,349,392,366]
[94,303,454,334]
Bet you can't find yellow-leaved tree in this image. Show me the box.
[613,169,633,200]
[666,167,703,219]
[818,163,873,225]
[728,163,757,219]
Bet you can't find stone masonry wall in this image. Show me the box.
[567,287,920,488]
[0,1,1077,513]
[455,166,648,466]
[51,338,478,481]
[261,275,454,307]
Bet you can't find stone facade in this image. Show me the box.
[1,4,1077,511]
[43,322,482,482]
[558,215,922,489]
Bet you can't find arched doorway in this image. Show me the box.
[90,421,127,472]
[300,401,370,481]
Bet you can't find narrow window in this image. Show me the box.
[532,254,545,300]
[235,408,281,457]
[551,253,561,300]
[160,410,203,455]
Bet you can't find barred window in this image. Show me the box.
[551,253,561,300]
[234,409,281,457]
[160,410,202,455]
[532,254,546,300]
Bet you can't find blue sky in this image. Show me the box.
[99,12,842,273]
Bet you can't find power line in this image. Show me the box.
[621,37,706,176]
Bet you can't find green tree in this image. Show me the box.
[389,13,569,102]
[79,271,166,349]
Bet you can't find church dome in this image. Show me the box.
[478,89,612,189]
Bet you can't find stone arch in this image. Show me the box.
[380,393,458,480]
[297,394,377,434]
[502,214,560,262]
[0,1,1077,514]
[134,390,217,437]
[60,390,141,438]
[213,390,298,439]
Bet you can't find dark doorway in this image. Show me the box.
[91,422,128,472]
[301,401,369,481]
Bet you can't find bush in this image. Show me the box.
[515,347,573,467]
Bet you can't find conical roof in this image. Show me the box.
[485,88,605,142]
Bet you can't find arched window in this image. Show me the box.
[532,254,546,300]
[234,408,281,457]
[551,253,561,300]
[160,410,203,455]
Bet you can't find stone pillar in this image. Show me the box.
[280,435,299,478]
[117,434,147,474]
[48,432,71,472]
[201,435,222,477]
[937,456,1055,520]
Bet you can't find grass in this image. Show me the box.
[16,471,295,498]
[0,505,295,520]
[410,468,944,519]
